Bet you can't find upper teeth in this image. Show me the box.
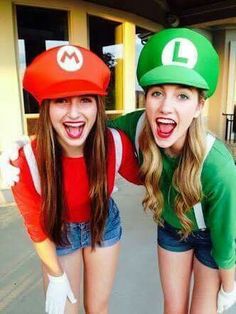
[64,123,84,127]
[157,118,175,124]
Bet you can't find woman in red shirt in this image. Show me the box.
[2,45,140,314]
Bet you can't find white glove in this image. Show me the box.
[0,136,29,186]
[217,282,236,313]
[45,272,77,314]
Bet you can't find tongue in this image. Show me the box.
[158,123,175,134]
[66,126,82,137]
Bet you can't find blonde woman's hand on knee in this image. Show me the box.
[45,272,77,314]
[217,282,236,313]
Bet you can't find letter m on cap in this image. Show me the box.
[57,46,83,71]
[60,51,80,64]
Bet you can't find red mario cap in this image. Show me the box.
[23,45,111,104]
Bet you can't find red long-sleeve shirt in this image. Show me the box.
[12,129,140,242]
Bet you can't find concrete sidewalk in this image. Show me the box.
[0,178,235,313]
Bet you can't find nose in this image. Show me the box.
[158,96,173,114]
[67,98,81,118]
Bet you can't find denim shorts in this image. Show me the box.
[56,198,122,256]
[157,221,218,269]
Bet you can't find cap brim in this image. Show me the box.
[139,65,209,91]
[33,80,107,104]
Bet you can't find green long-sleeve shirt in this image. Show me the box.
[108,110,236,269]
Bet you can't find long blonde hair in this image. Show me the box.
[36,96,108,248]
[139,92,206,236]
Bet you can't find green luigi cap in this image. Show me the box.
[137,28,219,97]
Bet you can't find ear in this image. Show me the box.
[193,98,205,118]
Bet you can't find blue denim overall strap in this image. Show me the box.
[193,133,215,230]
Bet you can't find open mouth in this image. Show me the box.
[156,118,176,138]
[63,122,85,139]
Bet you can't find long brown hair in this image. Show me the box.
[139,90,206,236]
[36,96,108,248]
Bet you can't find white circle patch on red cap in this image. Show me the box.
[161,38,198,68]
[57,46,83,72]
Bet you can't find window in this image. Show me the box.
[16,5,69,115]
[88,15,122,112]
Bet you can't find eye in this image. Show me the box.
[80,96,94,103]
[178,93,189,100]
[53,98,69,104]
[152,90,163,97]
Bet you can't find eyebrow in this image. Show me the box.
[152,84,194,90]
[176,84,194,91]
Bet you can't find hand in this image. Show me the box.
[4,136,30,161]
[0,136,29,186]
[45,272,77,314]
[217,282,236,313]
[0,153,20,186]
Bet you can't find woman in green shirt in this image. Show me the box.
[109,28,236,313]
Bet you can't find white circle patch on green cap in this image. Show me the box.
[57,46,83,72]
[161,38,198,69]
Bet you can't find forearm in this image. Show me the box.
[34,238,77,311]
[219,267,235,292]
[33,238,63,276]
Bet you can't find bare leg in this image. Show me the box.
[190,257,220,314]
[42,249,83,314]
[158,245,194,314]
[83,242,120,314]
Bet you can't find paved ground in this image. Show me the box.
[0,177,235,313]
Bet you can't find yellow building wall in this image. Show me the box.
[123,22,136,113]
[225,29,236,112]
[115,24,123,112]
[0,1,23,152]
[114,22,136,114]
[207,30,227,139]
[207,29,236,140]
